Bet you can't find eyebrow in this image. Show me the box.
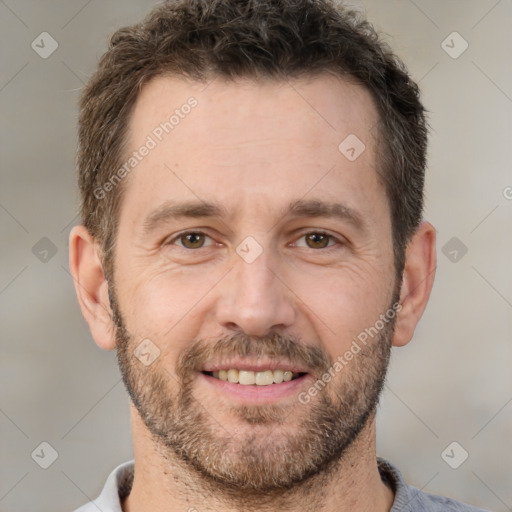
[141,198,366,236]
[286,199,365,231]
[142,200,227,236]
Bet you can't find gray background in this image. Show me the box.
[1,1,511,511]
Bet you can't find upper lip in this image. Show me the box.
[201,359,309,374]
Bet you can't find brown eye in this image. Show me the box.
[178,232,207,249]
[304,232,332,249]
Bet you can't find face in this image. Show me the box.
[110,74,398,491]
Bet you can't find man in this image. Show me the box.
[69,1,487,511]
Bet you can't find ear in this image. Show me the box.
[69,225,116,351]
[392,221,436,347]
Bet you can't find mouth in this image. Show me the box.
[202,369,307,386]
[199,360,312,403]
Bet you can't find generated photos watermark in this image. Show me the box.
[93,96,198,200]
[298,301,402,404]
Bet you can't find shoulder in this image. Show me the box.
[377,458,490,512]
[72,460,134,512]
[406,486,490,511]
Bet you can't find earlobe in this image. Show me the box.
[69,225,117,351]
[392,221,437,347]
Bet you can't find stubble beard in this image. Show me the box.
[112,286,396,495]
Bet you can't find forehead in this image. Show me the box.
[128,73,378,149]
[119,73,384,230]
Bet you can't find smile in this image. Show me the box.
[203,369,305,386]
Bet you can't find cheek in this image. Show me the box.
[119,266,225,351]
[290,262,393,354]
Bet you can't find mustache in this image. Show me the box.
[176,331,333,381]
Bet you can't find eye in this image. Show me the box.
[295,231,339,249]
[168,231,215,249]
[164,230,342,251]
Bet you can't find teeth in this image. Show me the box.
[238,370,256,385]
[273,370,284,383]
[255,370,273,386]
[209,369,301,385]
[227,369,239,383]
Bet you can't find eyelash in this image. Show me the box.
[164,230,343,251]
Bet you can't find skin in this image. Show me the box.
[69,73,436,512]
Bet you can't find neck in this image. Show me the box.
[122,406,394,512]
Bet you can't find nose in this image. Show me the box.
[214,247,296,337]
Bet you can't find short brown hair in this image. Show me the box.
[77,0,427,283]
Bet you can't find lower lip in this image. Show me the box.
[199,372,311,404]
